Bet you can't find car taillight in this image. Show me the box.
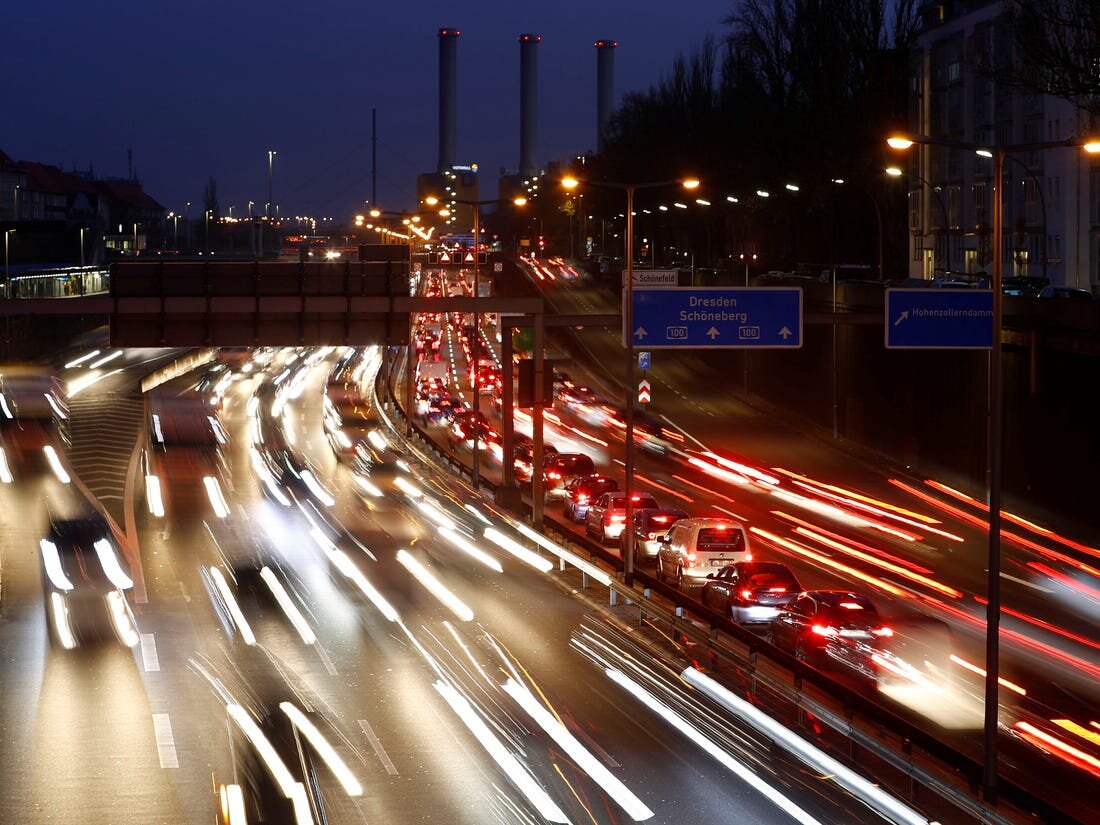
[872,626,894,638]
[576,494,588,502]
[548,471,561,479]
[646,532,657,540]
[610,514,625,523]
[740,589,754,601]
[811,624,837,637]
[685,553,697,564]
[768,587,788,593]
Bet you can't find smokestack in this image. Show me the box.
[595,40,617,153]
[438,28,460,172]
[519,34,540,178]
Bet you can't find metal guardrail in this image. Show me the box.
[376,352,1069,825]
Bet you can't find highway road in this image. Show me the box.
[0,344,911,824]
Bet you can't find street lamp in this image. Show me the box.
[423,194,527,488]
[887,131,1100,804]
[267,149,277,218]
[885,165,951,276]
[3,229,15,297]
[562,175,700,586]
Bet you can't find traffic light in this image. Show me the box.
[517,359,553,408]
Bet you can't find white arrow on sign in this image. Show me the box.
[893,310,909,326]
[634,327,648,340]
[778,326,792,339]
[706,327,720,340]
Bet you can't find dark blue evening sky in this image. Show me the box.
[2,1,725,220]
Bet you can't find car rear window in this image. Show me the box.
[697,528,744,551]
[745,571,796,591]
[556,455,594,475]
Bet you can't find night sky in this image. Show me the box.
[4,2,725,221]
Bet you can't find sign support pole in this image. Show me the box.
[624,185,636,586]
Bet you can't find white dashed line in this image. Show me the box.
[359,719,399,775]
[140,633,160,672]
[316,643,339,676]
[152,713,179,768]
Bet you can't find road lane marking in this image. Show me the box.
[140,633,160,671]
[152,713,179,768]
[358,719,399,775]
[316,643,339,676]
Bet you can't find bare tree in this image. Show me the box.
[1000,0,1100,115]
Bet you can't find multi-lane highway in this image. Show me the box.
[1,259,1097,824]
[2,343,917,825]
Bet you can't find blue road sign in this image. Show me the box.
[638,351,651,371]
[628,287,802,348]
[885,289,994,349]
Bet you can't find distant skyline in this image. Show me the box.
[3,2,725,222]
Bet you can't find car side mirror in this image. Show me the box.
[705,572,715,579]
[658,536,670,546]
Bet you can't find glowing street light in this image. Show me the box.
[558,174,701,582]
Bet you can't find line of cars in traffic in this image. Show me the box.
[543,443,903,685]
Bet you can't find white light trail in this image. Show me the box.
[50,592,77,649]
[353,474,383,498]
[227,703,311,824]
[40,540,74,591]
[394,475,423,498]
[396,549,474,621]
[106,590,139,647]
[433,680,569,823]
[261,567,316,645]
[203,476,231,518]
[682,668,932,825]
[43,445,70,483]
[605,667,825,825]
[145,474,165,516]
[300,470,335,506]
[416,499,458,531]
[280,702,363,796]
[209,566,256,645]
[93,538,133,590]
[328,548,400,622]
[64,349,101,368]
[0,448,12,484]
[440,528,503,573]
[483,528,554,573]
[88,350,123,369]
[503,678,653,820]
[514,523,612,586]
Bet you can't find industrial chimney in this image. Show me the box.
[438,28,460,172]
[595,39,617,153]
[519,34,540,178]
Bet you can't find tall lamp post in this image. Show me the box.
[562,176,699,586]
[998,153,1049,281]
[888,133,1100,804]
[3,229,14,298]
[423,195,527,488]
[267,149,277,219]
[885,165,951,275]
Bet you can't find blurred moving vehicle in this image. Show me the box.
[216,698,362,825]
[769,591,893,673]
[562,474,619,522]
[656,517,752,587]
[0,366,70,480]
[701,561,802,626]
[543,452,596,500]
[622,508,689,561]
[323,363,377,461]
[585,492,659,543]
[40,512,138,649]
[142,390,231,519]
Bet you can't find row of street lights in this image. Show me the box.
[888,132,1099,804]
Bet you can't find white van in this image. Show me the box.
[656,517,752,587]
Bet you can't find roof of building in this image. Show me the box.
[94,178,164,211]
[20,162,99,196]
